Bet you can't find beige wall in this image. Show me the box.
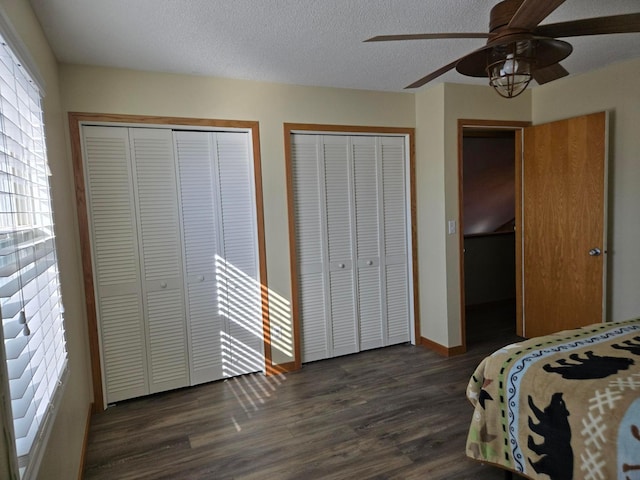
[414,84,448,344]
[0,2,93,479]
[415,83,531,347]
[59,64,416,365]
[532,59,640,323]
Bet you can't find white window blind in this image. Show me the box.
[0,32,67,480]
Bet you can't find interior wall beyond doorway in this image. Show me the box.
[462,133,516,308]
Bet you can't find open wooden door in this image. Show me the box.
[519,111,608,338]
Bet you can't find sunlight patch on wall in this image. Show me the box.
[264,287,293,358]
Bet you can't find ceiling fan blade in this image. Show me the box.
[404,58,460,89]
[535,13,640,38]
[365,33,489,42]
[508,0,566,30]
[533,63,569,85]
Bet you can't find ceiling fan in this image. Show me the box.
[365,0,640,97]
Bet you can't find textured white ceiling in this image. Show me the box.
[28,0,640,92]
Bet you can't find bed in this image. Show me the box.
[466,318,640,480]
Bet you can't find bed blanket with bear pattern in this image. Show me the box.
[466,319,640,480]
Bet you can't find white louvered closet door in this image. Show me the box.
[292,132,411,363]
[352,137,384,351]
[291,135,329,362]
[215,132,263,376]
[174,131,224,385]
[81,126,148,403]
[129,128,190,394]
[380,136,411,344]
[322,135,358,357]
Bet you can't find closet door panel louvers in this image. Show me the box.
[352,137,384,351]
[323,136,358,357]
[99,295,147,402]
[381,137,410,344]
[215,132,263,376]
[81,126,148,403]
[174,131,224,385]
[130,128,189,393]
[292,132,411,362]
[83,125,264,404]
[291,135,329,363]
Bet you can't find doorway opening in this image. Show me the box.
[457,120,530,351]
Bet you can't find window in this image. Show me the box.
[0,30,68,480]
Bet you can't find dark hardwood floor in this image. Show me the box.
[84,317,522,479]
[465,298,517,347]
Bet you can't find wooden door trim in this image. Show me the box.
[514,129,524,337]
[284,123,418,368]
[69,112,269,411]
[457,119,531,352]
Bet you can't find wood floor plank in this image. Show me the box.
[84,309,523,479]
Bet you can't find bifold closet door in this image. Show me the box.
[174,130,263,381]
[380,137,411,345]
[290,134,331,362]
[84,125,263,403]
[174,131,225,385]
[291,134,360,361]
[323,136,359,358]
[291,133,411,363]
[215,132,263,376]
[84,126,190,402]
[129,128,189,394]
[82,126,148,403]
[352,136,384,351]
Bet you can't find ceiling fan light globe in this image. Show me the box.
[502,53,518,74]
[487,49,532,98]
[489,75,531,98]
[489,62,531,98]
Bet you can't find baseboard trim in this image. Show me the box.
[78,403,93,480]
[420,337,466,357]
